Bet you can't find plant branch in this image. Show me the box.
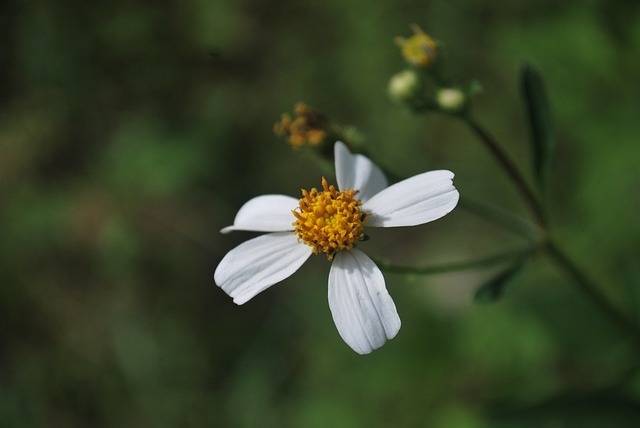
[375,246,536,276]
[458,194,539,241]
[464,116,548,229]
[546,240,640,346]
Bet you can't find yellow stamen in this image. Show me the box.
[293,178,366,260]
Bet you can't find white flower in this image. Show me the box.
[215,141,459,354]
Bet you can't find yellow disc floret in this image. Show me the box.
[293,178,366,260]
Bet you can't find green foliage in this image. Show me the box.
[520,64,556,191]
[474,261,530,303]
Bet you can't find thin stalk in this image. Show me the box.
[458,194,539,241]
[464,116,548,229]
[546,240,640,346]
[301,148,335,178]
[375,246,536,276]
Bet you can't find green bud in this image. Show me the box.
[436,88,467,113]
[388,70,424,104]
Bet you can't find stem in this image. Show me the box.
[375,246,536,276]
[459,195,538,241]
[546,240,640,346]
[464,116,548,229]
[459,116,640,345]
[311,130,639,346]
[301,148,335,178]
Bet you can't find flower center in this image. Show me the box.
[293,178,366,260]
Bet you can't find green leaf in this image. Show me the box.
[521,64,556,190]
[473,261,530,303]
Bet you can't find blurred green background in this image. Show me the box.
[2,0,640,426]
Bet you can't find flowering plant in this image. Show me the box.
[215,25,640,369]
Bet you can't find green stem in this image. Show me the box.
[310,129,639,346]
[464,116,548,229]
[458,194,538,241]
[458,116,640,345]
[375,246,536,276]
[546,240,640,346]
[301,147,336,178]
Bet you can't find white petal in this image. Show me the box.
[362,170,459,227]
[214,232,312,304]
[221,195,298,234]
[334,141,388,203]
[328,249,400,354]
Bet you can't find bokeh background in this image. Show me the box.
[2,0,640,426]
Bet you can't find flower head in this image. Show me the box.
[395,24,438,69]
[274,103,329,148]
[293,177,366,260]
[215,142,459,354]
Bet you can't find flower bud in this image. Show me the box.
[395,24,438,69]
[388,69,424,104]
[436,88,467,113]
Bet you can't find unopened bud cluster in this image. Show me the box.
[389,24,475,114]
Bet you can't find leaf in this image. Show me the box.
[473,261,530,303]
[521,64,556,190]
